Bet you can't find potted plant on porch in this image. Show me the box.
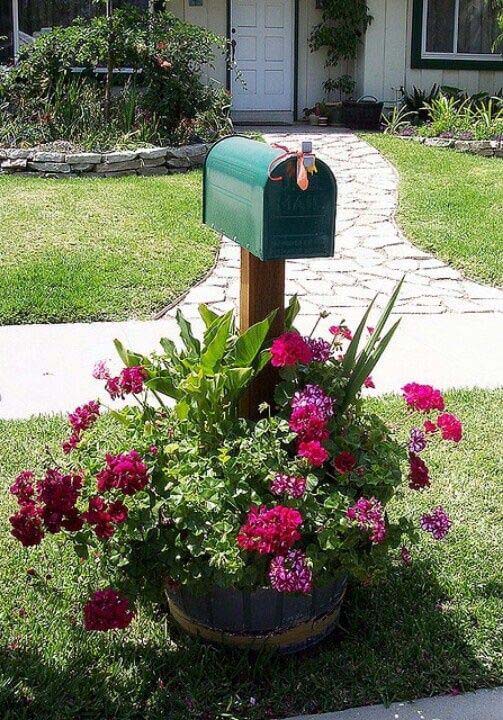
[323,74,356,125]
[9,286,462,652]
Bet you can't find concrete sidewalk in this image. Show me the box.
[285,687,503,720]
[0,310,502,419]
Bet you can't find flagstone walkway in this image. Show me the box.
[163,126,503,321]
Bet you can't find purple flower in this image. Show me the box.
[439,131,454,139]
[304,337,332,363]
[269,550,313,593]
[347,497,387,544]
[270,474,306,499]
[408,428,427,453]
[458,131,474,141]
[400,125,415,137]
[420,506,452,540]
[291,384,334,419]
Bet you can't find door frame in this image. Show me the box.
[226,0,299,122]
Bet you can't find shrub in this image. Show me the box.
[0,8,230,148]
[7,288,463,630]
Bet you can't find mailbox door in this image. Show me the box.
[263,157,337,261]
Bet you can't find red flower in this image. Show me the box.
[10,471,35,504]
[333,451,357,475]
[408,452,431,490]
[68,400,100,435]
[424,419,437,434]
[9,503,44,547]
[96,450,149,496]
[270,332,313,368]
[297,440,329,467]
[437,413,463,442]
[106,366,148,400]
[37,469,83,533]
[289,404,329,442]
[364,376,375,389]
[83,496,128,539]
[237,505,303,555]
[329,325,352,340]
[402,383,445,412]
[83,589,135,631]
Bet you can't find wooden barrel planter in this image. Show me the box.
[165,576,347,654]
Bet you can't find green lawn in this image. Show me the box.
[0,389,501,720]
[0,172,218,325]
[362,135,503,286]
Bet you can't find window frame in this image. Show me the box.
[411,0,503,69]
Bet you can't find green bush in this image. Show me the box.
[0,8,231,149]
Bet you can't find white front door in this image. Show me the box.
[231,0,294,118]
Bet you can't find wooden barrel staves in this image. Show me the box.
[165,576,348,654]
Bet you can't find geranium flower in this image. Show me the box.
[270,474,306,499]
[10,471,35,504]
[333,451,357,475]
[402,382,445,412]
[289,404,329,442]
[329,325,352,340]
[9,503,44,547]
[297,440,329,467]
[347,497,387,544]
[68,401,100,435]
[92,360,110,380]
[364,376,375,389]
[270,332,313,367]
[83,589,135,631]
[305,337,332,362]
[420,506,452,540]
[269,550,313,593]
[96,450,149,496]
[37,469,83,534]
[424,419,437,434]
[408,452,430,490]
[237,505,303,555]
[106,366,148,400]
[83,496,128,540]
[408,428,427,453]
[437,413,463,442]
[291,384,334,418]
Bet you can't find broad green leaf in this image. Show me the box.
[159,337,177,358]
[230,310,277,367]
[224,367,254,397]
[146,376,180,400]
[113,339,145,368]
[285,294,300,329]
[174,399,190,420]
[204,309,234,348]
[256,348,271,373]
[176,309,201,355]
[198,304,220,329]
[201,312,233,372]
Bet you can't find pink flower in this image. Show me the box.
[367,326,375,335]
[363,376,375,389]
[10,471,35,504]
[289,404,329,442]
[270,332,313,368]
[437,413,463,442]
[37,469,83,534]
[329,325,352,340]
[237,505,303,555]
[269,550,313,593]
[420,506,452,540]
[92,360,110,380]
[62,433,81,455]
[347,497,387,544]
[96,450,149,496]
[305,337,332,362]
[83,589,135,631]
[424,419,437,434]
[270,474,306,499]
[408,452,430,490]
[333,451,357,475]
[400,546,412,566]
[402,383,445,412]
[291,384,334,419]
[68,401,100,435]
[106,366,148,400]
[297,440,329,467]
[9,503,44,547]
[83,496,128,539]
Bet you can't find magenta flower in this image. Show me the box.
[237,505,303,555]
[408,452,430,490]
[269,550,313,593]
[364,376,375,389]
[420,506,452,540]
[437,413,463,442]
[289,404,329,442]
[83,588,135,631]
[96,450,149,496]
[305,337,332,362]
[92,360,110,380]
[402,382,445,412]
[270,332,313,368]
[270,474,306,499]
[291,384,334,419]
[329,325,352,340]
[297,440,329,467]
[347,497,387,544]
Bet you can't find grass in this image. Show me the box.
[361,134,503,285]
[0,172,218,325]
[0,389,501,719]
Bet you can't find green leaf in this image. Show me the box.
[224,367,254,397]
[230,310,277,368]
[174,399,190,420]
[201,312,233,372]
[342,296,377,373]
[256,349,271,373]
[198,304,219,329]
[176,309,201,355]
[203,309,234,348]
[285,294,300,329]
[159,337,177,358]
[146,376,180,400]
[113,339,145,368]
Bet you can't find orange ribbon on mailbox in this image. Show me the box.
[268,142,317,191]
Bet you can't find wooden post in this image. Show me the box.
[240,248,285,419]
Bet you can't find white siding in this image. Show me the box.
[358,0,503,103]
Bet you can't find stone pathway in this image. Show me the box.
[164,126,503,321]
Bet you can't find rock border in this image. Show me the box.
[398,134,503,158]
[0,143,210,178]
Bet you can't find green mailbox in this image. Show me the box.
[203,135,336,261]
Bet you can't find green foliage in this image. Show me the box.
[309,0,372,68]
[382,105,418,135]
[323,74,356,101]
[0,8,231,149]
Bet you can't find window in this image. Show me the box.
[412,0,502,68]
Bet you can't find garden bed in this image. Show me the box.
[397,135,503,158]
[0,142,209,178]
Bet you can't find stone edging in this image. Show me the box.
[398,134,503,157]
[0,143,210,178]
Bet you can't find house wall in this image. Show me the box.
[167,0,350,117]
[358,0,503,104]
